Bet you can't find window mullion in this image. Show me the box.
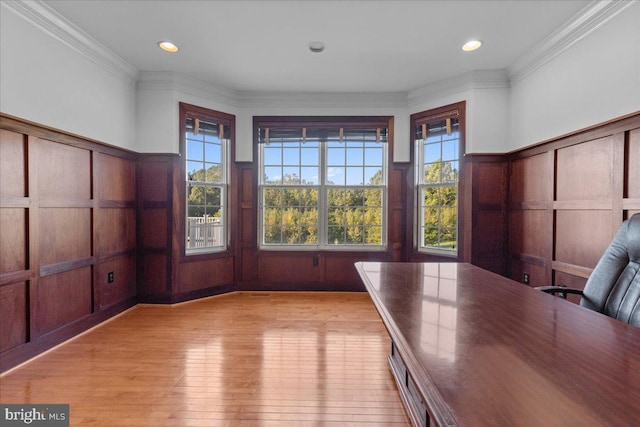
[319,140,327,248]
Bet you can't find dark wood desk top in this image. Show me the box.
[355,262,640,427]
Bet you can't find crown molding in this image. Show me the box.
[507,0,636,84]
[408,69,509,107]
[2,0,138,85]
[136,71,241,107]
[137,72,408,109]
[236,90,409,109]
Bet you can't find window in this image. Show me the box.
[181,103,234,254]
[257,118,389,250]
[413,104,463,255]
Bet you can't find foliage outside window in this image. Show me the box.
[184,114,230,253]
[415,114,460,254]
[258,120,388,250]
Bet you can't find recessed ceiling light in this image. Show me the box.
[158,41,179,53]
[462,40,482,52]
[308,41,326,53]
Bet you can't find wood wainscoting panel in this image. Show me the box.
[510,259,547,288]
[39,208,91,266]
[324,253,386,288]
[0,208,27,273]
[0,281,28,353]
[510,153,550,204]
[474,210,506,274]
[96,208,136,255]
[555,210,613,269]
[0,129,26,198]
[258,253,322,284]
[140,208,167,249]
[468,156,508,276]
[508,113,640,293]
[98,153,136,201]
[628,128,640,200]
[509,209,548,260]
[140,254,169,297]
[177,257,234,294]
[35,267,93,335]
[97,256,135,310]
[556,136,613,202]
[1,115,138,372]
[37,139,91,200]
[139,160,169,202]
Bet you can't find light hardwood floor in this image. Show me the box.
[0,292,410,426]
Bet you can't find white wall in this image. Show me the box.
[508,3,640,151]
[408,70,511,154]
[0,4,137,150]
[3,1,637,158]
[237,93,410,162]
[135,76,410,161]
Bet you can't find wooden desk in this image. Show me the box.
[355,262,640,427]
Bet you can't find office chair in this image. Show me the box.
[537,213,640,327]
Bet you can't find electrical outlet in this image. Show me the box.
[523,272,529,285]
[107,272,114,283]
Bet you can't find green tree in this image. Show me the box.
[263,173,319,244]
[187,164,222,218]
[423,160,457,248]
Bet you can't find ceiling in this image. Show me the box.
[45,0,592,93]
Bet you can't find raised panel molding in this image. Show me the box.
[0,114,137,372]
[507,112,640,288]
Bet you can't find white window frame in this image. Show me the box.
[184,113,230,255]
[257,123,388,251]
[415,115,461,256]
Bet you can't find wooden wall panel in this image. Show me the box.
[36,267,92,335]
[474,210,506,274]
[139,161,168,202]
[470,158,507,275]
[39,208,91,266]
[555,210,613,269]
[37,140,91,199]
[178,258,234,294]
[137,156,173,302]
[510,154,549,204]
[258,254,322,283]
[324,255,377,287]
[476,162,506,205]
[238,165,258,283]
[0,282,28,352]
[628,129,640,200]
[556,137,613,202]
[1,114,137,372]
[99,154,136,201]
[510,260,547,290]
[510,210,547,259]
[97,208,136,255]
[508,113,639,294]
[141,255,168,296]
[140,209,167,248]
[97,257,135,309]
[0,129,26,198]
[0,209,27,273]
